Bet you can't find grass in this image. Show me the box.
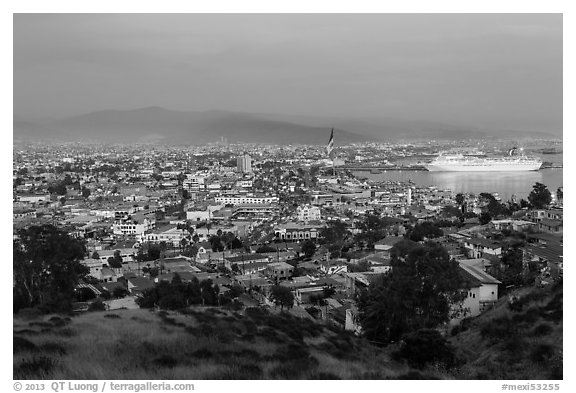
[449,282,563,380]
[13,306,420,379]
[13,282,562,380]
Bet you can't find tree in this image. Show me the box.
[357,242,466,344]
[407,222,443,242]
[107,250,123,268]
[348,260,372,272]
[355,214,388,247]
[269,285,294,310]
[528,182,552,209]
[256,244,277,253]
[112,286,129,298]
[81,186,91,199]
[320,220,351,244]
[479,212,492,225]
[455,193,465,206]
[493,247,525,289]
[556,187,563,202]
[13,225,88,313]
[301,240,317,258]
[209,235,224,252]
[91,251,100,259]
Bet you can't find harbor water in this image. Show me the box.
[354,168,563,200]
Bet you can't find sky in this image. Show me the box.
[13,13,562,133]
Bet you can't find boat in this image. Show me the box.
[425,148,542,172]
[540,148,562,155]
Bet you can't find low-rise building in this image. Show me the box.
[457,261,500,320]
[265,262,294,281]
[297,204,321,222]
[463,238,502,259]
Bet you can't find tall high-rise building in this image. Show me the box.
[237,154,252,173]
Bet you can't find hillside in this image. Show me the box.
[13,282,562,380]
[13,107,376,145]
[447,281,563,380]
[14,107,559,145]
[13,307,423,380]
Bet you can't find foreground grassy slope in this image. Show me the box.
[14,307,422,380]
[14,282,562,380]
[448,281,563,380]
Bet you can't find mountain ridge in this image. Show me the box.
[13,107,559,144]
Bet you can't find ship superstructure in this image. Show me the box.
[425,148,542,172]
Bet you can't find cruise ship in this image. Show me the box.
[425,148,542,172]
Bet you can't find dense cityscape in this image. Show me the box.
[12,12,563,384]
[13,136,563,379]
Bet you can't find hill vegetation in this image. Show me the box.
[14,281,562,380]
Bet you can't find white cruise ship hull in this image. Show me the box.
[426,162,542,172]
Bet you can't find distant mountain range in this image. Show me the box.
[13,107,559,145]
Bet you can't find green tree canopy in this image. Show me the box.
[301,240,317,258]
[319,220,351,245]
[355,214,389,247]
[528,182,552,209]
[269,285,295,310]
[407,222,444,242]
[13,225,88,313]
[357,241,466,344]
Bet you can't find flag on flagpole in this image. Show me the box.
[326,128,334,157]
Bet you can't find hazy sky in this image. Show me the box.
[14,14,562,132]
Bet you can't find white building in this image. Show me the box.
[140,225,188,247]
[237,155,252,173]
[17,194,51,204]
[297,205,321,222]
[215,195,278,205]
[456,261,500,320]
[112,217,155,236]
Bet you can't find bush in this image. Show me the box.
[480,316,517,341]
[531,323,553,337]
[88,300,106,312]
[14,356,58,379]
[392,329,456,369]
[13,337,37,354]
[530,344,557,363]
[158,294,186,310]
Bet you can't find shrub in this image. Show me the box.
[395,371,439,380]
[245,307,269,320]
[309,372,341,379]
[104,314,121,319]
[392,329,456,369]
[480,317,517,341]
[531,323,553,337]
[217,364,263,379]
[39,342,67,355]
[48,316,68,327]
[14,356,58,379]
[29,321,53,328]
[16,308,44,319]
[502,336,527,355]
[191,349,213,359]
[13,337,37,354]
[88,300,106,312]
[530,344,556,363]
[158,294,186,310]
[153,355,179,368]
